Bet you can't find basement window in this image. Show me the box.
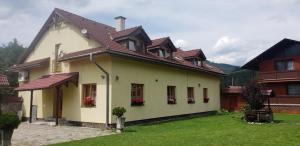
[82,84,96,107]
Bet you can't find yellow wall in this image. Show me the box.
[110,57,220,123]
[19,19,221,124]
[19,20,105,122]
[26,21,100,63]
[62,56,111,123]
[19,67,51,118]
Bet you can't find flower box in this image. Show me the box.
[131,97,144,106]
[203,97,209,103]
[83,96,95,107]
[187,97,195,104]
[168,97,176,104]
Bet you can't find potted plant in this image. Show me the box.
[203,97,209,103]
[0,112,21,146]
[83,96,95,107]
[131,97,144,106]
[187,97,195,104]
[112,107,126,133]
[167,97,176,104]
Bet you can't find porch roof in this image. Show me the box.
[15,72,78,91]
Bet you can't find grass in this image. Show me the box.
[51,113,300,146]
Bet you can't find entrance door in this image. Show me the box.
[53,89,63,118]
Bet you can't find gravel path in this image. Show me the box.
[12,122,113,146]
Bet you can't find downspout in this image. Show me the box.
[89,53,110,129]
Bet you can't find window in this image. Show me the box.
[203,88,209,103]
[167,86,176,104]
[275,60,294,71]
[52,44,62,72]
[82,84,96,107]
[287,84,300,95]
[158,49,165,57]
[165,50,170,58]
[131,84,144,106]
[128,40,136,51]
[187,87,195,104]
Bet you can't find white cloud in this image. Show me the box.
[1,0,300,66]
[174,39,188,50]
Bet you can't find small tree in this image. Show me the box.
[241,81,267,111]
[112,107,126,118]
[0,112,21,146]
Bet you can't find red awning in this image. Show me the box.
[15,72,78,91]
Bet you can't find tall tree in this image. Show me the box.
[0,39,26,87]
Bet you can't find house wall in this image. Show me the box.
[110,57,221,123]
[19,20,107,123]
[25,21,101,73]
[19,67,51,118]
[259,56,300,72]
[61,56,111,123]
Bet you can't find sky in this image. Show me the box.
[1,0,300,66]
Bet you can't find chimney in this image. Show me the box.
[115,16,126,31]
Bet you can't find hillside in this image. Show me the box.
[207,61,240,74]
[208,61,257,87]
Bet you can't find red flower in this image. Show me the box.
[84,96,95,106]
[131,97,144,103]
[204,97,209,103]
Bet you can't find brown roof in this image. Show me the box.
[148,37,169,48]
[10,57,50,72]
[175,49,206,60]
[18,8,224,76]
[111,26,140,39]
[242,38,300,70]
[15,72,78,91]
[222,86,243,94]
[0,74,9,86]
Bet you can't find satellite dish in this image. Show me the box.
[58,50,65,58]
[81,28,88,34]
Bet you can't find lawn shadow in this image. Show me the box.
[123,129,137,132]
[128,111,219,127]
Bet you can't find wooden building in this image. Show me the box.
[242,38,300,114]
[221,86,245,111]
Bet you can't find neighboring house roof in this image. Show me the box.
[10,57,50,72]
[112,26,152,45]
[0,74,9,86]
[174,49,207,60]
[242,38,300,70]
[16,8,224,76]
[147,37,177,51]
[15,72,78,91]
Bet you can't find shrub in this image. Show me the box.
[241,81,267,111]
[112,107,126,118]
[0,112,21,130]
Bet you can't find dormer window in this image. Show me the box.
[128,40,136,51]
[165,50,170,58]
[159,49,165,57]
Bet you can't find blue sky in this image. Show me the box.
[1,0,300,66]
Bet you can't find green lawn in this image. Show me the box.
[51,113,300,146]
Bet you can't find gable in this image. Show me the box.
[25,21,101,62]
[242,38,300,70]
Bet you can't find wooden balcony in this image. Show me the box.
[259,70,300,82]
